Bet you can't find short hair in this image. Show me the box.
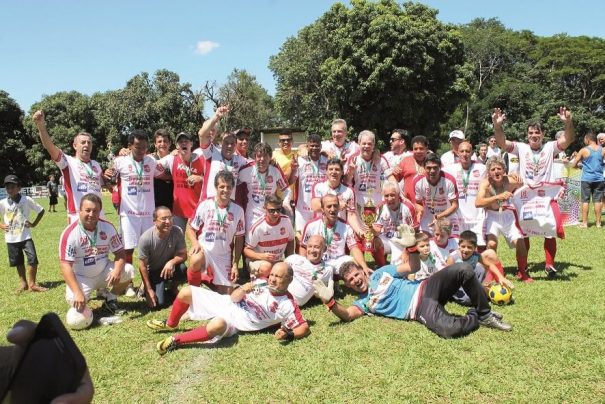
[434,218,452,235]
[477,143,488,151]
[459,140,473,150]
[527,122,543,133]
[154,129,171,143]
[326,157,343,170]
[128,129,149,145]
[486,156,506,171]
[382,180,399,194]
[459,230,478,246]
[340,261,361,277]
[80,193,102,210]
[415,232,430,244]
[597,133,605,142]
[153,206,171,221]
[279,129,292,137]
[74,132,93,143]
[264,195,282,207]
[392,129,410,146]
[214,170,235,188]
[411,135,428,147]
[253,142,273,157]
[358,130,375,144]
[424,153,441,166]
[222,133,236,143]
[320,194,338,208]
[585,131,597,142]
[307,133,322,144]
[331,119,347,131]
[234,128,251,137]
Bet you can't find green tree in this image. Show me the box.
[0,91,34,183]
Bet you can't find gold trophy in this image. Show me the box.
[361,187,377,254]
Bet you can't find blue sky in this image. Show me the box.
[1,0,603,113]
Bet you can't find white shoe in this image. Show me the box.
[125,287,136,298]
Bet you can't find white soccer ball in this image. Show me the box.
[66,306,93,330]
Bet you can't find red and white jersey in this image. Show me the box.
[190,198,245,255]
[347,152,390,207]
[113,155,162,217]
[373,201,416,238]
[0,196,44,243]
[54,152,103,214]
[237,163,288,229]
[429,237,459,271]
[295,156,328,221]
[286,254,335,306]
[383,150,411,176]
[311,181,356,222]
[158,153,205,218]
[443,162,486,233]
[59,219,124,278]
[440,150,478,167]
[321,140,360,161]
[198,144,247,200]
[414,172,459,234]
[301,218,357,261]
[511,183,564,238]
[508,140,561,186]
[233,285,306,332]
[245,215,295,259]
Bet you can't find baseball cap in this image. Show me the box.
[449,130,465,140]
[175,132,192,142]
[4,175,19,186]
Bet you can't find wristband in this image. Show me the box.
[406,246,418,253]
[281,327,294,341]
[325,298,336,310]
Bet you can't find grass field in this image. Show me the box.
[1,196,604,403]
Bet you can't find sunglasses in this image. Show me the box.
[278,138,292,143]
[390,137,401,142]
[267,208,281,214]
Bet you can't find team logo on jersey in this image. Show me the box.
[520,191,528,200]
[538,190,546,197]
[372,165,377,172]
[280,227,285,235]
[269,301,278,313]
[76,182,88,192]
[67,245,76,257]
[83,256,96,266]
[439,187,444,195]
[110,235,122,249]
[523,211,534,220]
[127,186,137,196]
[473,170,480,177]
[305,165,313,173]
[228,212,234,221]
[99,231,107,240]
[333,232,341,241]
[79,236,88,245]
[144,165,150,172]
[266,175,273,184]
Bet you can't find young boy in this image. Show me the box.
[0,175,47,292]
[408,232,438,281]
[429,218,459,271]
[446,230,513,305]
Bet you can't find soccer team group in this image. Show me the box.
[3,104,598,355]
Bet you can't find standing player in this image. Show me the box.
[234,128,253,162]
[383,129,411,178]
[493,107,575,278]
[395,135,430,202]
[414,153,459,235]
[187,171,245,295]
[321,118,360,161]
[151,129,174,210]
[443,141,487,247]
[33,110,105,223]
[244,196,295,279]
[440,130,468,166]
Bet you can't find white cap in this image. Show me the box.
[449,130,465,140]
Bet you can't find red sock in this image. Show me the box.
[516,254,528,273]
[373,245,386,267]
[174,325,210,345]
[544,238,557,267]
[187,269,202,286]
[124,251,133,265]
[167,298,190,328]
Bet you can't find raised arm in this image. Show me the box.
[555,107,575,151]
[198,105,229,148]
[32,110,62,161]
[492,108,514,152]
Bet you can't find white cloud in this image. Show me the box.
[194,40,220,55]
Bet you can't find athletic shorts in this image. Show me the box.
[65,262,135,302]
[378,234,404,265]
[7,239,38,267]
[120,215,153,250]
[202,245,233,287]
[485,210,524,247]
[580,181,605,203]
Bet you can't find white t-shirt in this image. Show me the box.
[373,201,416,238]
[486,146,501,158]
[414,254,439,281]
[295,156,328,222]
[301,218,357,261]
[429,238,459,271]
[414,172,459,234]
[59,219,124,277]
[198,144,247,200]
[311,181,356,222]
[286,254,335,306]
[245,215,295,259]
[509,140,561,186]
[443,162,486,234]
[54,152,103,214]
[0,196,44,243]
[321,140,360,161]
[190,198,245,255]
[113,155,162,217]
[237,164,288,229]
[383,151,411,176]
[347,152,390,207]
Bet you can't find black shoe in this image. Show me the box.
[545,265,557,279]
[479,314,512,331]
[103,299,127,316]
[491,310,504,320]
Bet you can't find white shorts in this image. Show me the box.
[203,245,233,287]
[68,210,106,225]
[326,255,355,276]
[485,210,524,247]
[457,219,486,246]
[295,209,314,233]
[120,215,153,249]
[378,234,405,265]
[65,262,134,302]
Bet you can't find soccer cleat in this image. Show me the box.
[103,299,127,315]
[156,336,177,355]
[490,310,504,320]
[146,319,176,331]
[545,265,557,279]
[479,314,513,331]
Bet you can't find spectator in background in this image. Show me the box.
[477,143,488,164]
[570,132,605,228]
[152,129,174,211]
[46,174,58,213]
[321,119,360,162]
[486,136,501,158]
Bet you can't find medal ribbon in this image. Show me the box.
[131,156,144,184]
[78,221,98,254]
[214,200,229,227]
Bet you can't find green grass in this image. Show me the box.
[1,196,605,403]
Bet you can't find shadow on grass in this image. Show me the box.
[38,280,64,290]
[176,335,240,351]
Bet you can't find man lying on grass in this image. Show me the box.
[314,227,512,338]
[147,262,310,354]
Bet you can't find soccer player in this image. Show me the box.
[146,262,310,355]
[570,132,605,228]
[414,153,459,235]
[321,118,360,161]
[395,135,430,202]
[493,107,575,278]
[443,140,487,247]
[33,110,105,223]
[244,196,295,279]
[234,127,253,161]
[151,129,174,210]
[59,194,134,320]
[187,170,245,295]
[476,156,529,282]
[383,129,411,178]
[137,206,187,308]
[372,180,416,266]
[440,130,467,166]
[157,132,205,232]
[0,175,46,292]
[286,235,335,306]
[236,143,289,230]
[301,194,371,275]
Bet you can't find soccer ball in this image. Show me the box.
[488,283,513,306]
[66,307,94,330]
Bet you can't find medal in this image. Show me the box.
[91,247,98,256]
[78,221,98,257]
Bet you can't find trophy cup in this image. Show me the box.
[361,188,377,254]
